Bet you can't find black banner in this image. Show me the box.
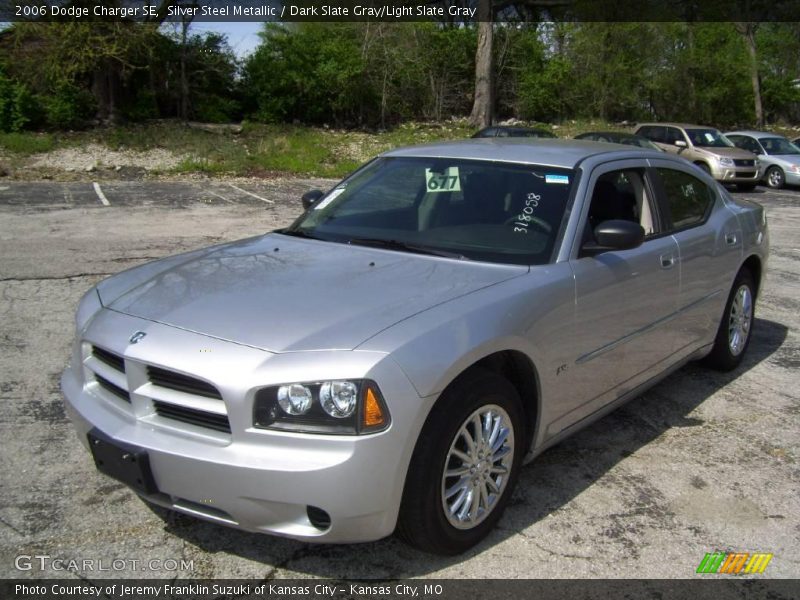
[2,579,800,600]
[2,0,800,23]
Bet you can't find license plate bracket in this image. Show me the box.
[87,429,158,495]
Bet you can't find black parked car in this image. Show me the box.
[472,126,556,139]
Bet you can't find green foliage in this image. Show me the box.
[0,71,38,132]
[41,81,96,129]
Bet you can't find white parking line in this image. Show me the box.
[205,188,234,204]
[92,182,110,206]
[227,183,274,203]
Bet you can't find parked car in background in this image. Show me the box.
[792,137,800,147]
[726,131,800,189]
[62,140,768,555]
[574,131,663,151]
[472,126,556,139]
[635,123,760,191]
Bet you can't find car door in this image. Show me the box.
[553,161,680,433]
[648,161,743,357]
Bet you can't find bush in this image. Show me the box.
[0,71,38,132]
[42,81,96,129]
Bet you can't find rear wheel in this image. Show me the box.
[396,371,524,555]
[703,269,755,371]
[765,166,785,189]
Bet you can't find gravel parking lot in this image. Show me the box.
[0,179,798,579]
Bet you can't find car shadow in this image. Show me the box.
[150,318,788,578]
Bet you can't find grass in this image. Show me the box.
[0,132,56,154]
[9,118,796,179]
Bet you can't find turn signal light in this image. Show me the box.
[363,386,385,428]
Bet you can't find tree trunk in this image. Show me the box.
[469,0,493,127]
[735,22,763,127]
[180,18,190,121]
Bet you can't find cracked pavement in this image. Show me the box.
[0,180,798,579]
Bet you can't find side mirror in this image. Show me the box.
[301,189,325,210]
[581,220,645,256]
[674,140,687,148]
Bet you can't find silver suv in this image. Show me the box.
[635,123,760,191]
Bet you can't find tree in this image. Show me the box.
[735,22,763,127]
[469,0,494,127]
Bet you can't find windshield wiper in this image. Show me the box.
[278,229,324,240]
[347,237,469,260]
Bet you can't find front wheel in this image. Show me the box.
[765,166,785,189]
[396,372,524,555]
[703,269,755,371]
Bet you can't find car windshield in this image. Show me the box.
[284,157,575,266]
[686,129,734,148]
[760,137,800,155]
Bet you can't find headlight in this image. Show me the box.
[277,384,313,415]
[718,157,735,167]
[75,288,103,333]
[254,379,390,435]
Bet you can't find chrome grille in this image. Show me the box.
[146,366,221,399]
[152,401,231,433]
[92,345,125,373]
[95,374,130,403]
[734,159,755,167]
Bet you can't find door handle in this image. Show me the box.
[725,233,738,246]
[660,254,675,269]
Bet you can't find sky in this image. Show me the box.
[188,21,264,56]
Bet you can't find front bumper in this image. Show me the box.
[61,312,430,543]
[711,165,760,183]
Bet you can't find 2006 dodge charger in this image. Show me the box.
[62,140,768,554]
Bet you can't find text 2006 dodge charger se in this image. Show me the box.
[62,140,768,554]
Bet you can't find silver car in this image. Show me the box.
[725,130,800,189]
[62,140,768,555]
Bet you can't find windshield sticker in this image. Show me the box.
[425,167,461,193]
[545,174,569,185]
[705,132,715,143]
[314,186,346,210]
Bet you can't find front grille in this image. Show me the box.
[95,374,131,402]
[146,366,221,399]
[734,159,755,167]
[92,345,125,373]
[152,401,231,433]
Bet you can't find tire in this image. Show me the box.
[703,269,755,371]
[396,371,524,555]
[696,162,712,175]
[737,183,757,192]
[765,166,785,189]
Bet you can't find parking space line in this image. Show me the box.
[205,188,234,204]
[227,183,274,204]
[92,182,110,206]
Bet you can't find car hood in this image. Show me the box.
[101,233,527,353]
[694,146,755,160]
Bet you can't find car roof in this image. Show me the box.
[725,130,789,139]
[382,139,663,169]
[576,131,641,138]
[636,122,719,130]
